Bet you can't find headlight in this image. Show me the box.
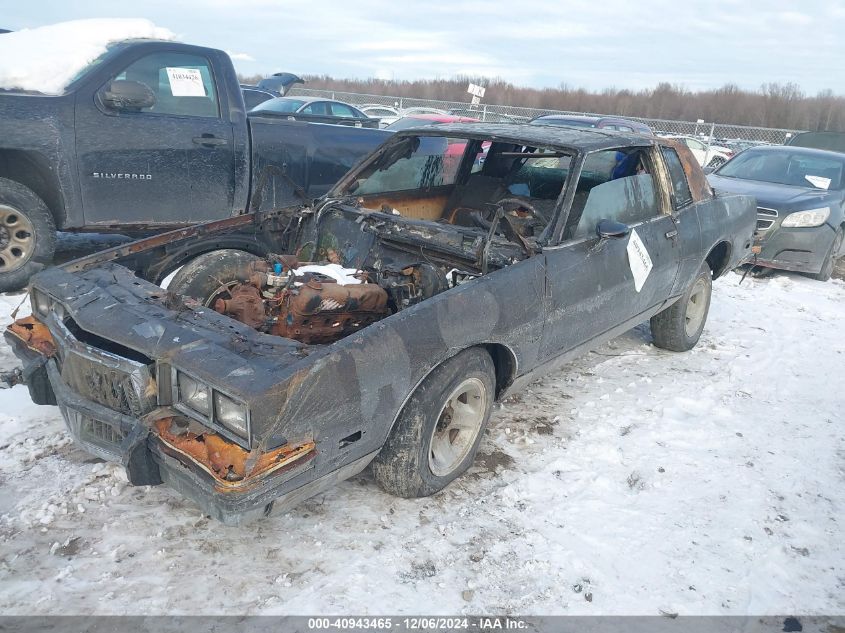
[213,391,249,438]
[31,288,51,317]
[176,371,210,415]
[781,207,830,228]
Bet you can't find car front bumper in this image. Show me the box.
[4,319,373,525]
[753,223,837,274]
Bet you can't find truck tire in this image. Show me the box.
[0,178,56,293]
[650,263,712,352]
[811,228,843,282]
[166,249,260,305]
[371,347,495,498]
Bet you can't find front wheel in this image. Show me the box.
[165,249,260,305]
[811,228,843,282]
[650,263,712,352]
[371,347,495,498]
[0,178,56,293]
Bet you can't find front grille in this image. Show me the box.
[82,416,126,446]
[756,207,778,232]
[61,352,145,416]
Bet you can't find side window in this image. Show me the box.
[686,138,705,152]
[301,102,329,115]
[329,103,357,118]
[112,52,218,118]
[567,148,662,240]
[660,147,693,207]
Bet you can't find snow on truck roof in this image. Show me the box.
[0,19,174,95]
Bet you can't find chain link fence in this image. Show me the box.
[288,87,804,145]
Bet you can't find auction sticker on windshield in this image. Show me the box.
[166,67,205,97]
[627,228,653,292]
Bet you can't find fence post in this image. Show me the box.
[399,97,404,110]
[483,104,487,122]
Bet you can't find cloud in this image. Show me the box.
[226,50,255,62]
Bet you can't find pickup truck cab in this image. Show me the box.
[0,39,389,291]
[7,124,756,523]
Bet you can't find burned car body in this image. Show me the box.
[7,124,756,524]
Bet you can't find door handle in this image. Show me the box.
[665,229,678,239]
[192,136,228,147]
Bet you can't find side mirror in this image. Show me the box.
[702,166,715,175]
[596,219,630,239]
[100,80,156,111]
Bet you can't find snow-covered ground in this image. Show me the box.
[0,272,843,615]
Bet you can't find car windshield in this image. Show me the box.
[251,98,305,113]
[716,149,845,190]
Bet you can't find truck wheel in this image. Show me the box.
[650,263,712,352]
[0,178,56,293]
[811,228,843,282]
[371,347,495,498]
[166,249,260,305]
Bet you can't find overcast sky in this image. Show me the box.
[4,0,844,94]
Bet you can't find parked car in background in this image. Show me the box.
[530,114,653,135]
[385,113,479,131]
[256,72,304,96]
[240,84,276,110]
[666,135,733,168]
[708,145,845,280]
[359,104,401,127]
[250,96,379,128]
[6,124,755,523]
[787,131,845,154]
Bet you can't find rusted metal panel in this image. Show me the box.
[7,316,56,357]
[153,417,315,491]
[660,138,714,202]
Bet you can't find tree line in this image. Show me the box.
[241,73,845,131]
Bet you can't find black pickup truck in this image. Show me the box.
[0,39,390,291]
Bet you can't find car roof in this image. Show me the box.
[395,122,654,152]
[738,144,845,161]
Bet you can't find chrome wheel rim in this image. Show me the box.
[0,204,36,273]
[684,278,708,338]
[428,377,487,477]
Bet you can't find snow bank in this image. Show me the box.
[0,19,175,95]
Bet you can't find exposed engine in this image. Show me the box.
[211,256,449,344]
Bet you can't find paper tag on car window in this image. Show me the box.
[166,67,205,97]
[805,175,831,190]
[626,228,653,292]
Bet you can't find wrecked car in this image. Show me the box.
[6,123,756,524]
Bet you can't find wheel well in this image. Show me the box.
[481,343,518,399]
[140,241,270,284]
[0,150,66,227]
[705,241,732,279]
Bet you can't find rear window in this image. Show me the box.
[660,147,693,207]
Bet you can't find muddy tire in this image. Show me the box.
[166,249,260,305]
[371,347,495,498]
[811,228,843,282]
[650,263,712,352]
[0,178,56,293]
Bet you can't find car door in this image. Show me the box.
[75,50,235,227]
[540,147,681,359]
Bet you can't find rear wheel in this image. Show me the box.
[811,228,843,282]
[651,263,712,352]
[0,178,56,292]
[166,249,260,305]
[371,347,495,498]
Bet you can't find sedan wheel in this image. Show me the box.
[683,277,709,338]
[428,377,488,477]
